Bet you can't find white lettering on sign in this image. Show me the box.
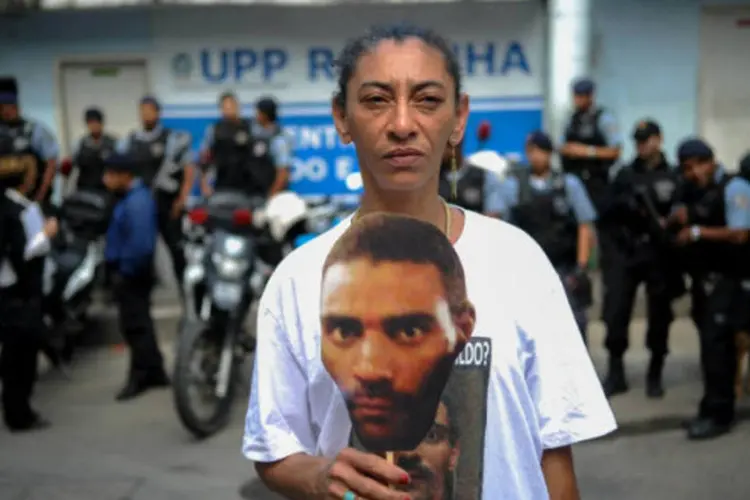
[285,125,351,151]
[454,338,492,368]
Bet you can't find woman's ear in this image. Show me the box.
[449,93,470,147]
[331,96,352,145]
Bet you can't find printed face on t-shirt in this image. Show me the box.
[321,257,464,451]
[395,400,459,500]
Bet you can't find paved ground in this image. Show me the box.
[2,291,750,499]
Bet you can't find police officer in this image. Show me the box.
[0,77,60,207]
[486,131,596,339]
[198,92,278,198]
[602,120,683,399]
[670,138,750,440]
[70,107,117,191]
[254,96,292,196]
[0,137,58,431]
[438,141,487,213]
[102,154,169,401]
[117,96,194,287]
[560,78,623,332]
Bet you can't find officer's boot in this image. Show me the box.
[646,355,665,399]
[603,355,629,398]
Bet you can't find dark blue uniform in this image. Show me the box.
[676,139,750,440]
[0,140,51,431]
[105,177,167,399]
[487,131,597,340]
[602,124,683,398]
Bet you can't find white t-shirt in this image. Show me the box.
[243,209,617,499]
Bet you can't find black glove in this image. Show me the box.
[567,267,593,308]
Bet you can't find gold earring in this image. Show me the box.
[450,145,458,199]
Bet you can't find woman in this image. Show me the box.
[244,24,615,500]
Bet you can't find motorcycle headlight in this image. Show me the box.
[211,252,249,279]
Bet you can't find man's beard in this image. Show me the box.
[397,453,452,500]
[348,355,456,452]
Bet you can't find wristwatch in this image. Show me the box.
[690,225,701,241]
[587,146,596,158]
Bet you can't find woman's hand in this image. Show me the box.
[318,448,412,500]
[43,217,59,238]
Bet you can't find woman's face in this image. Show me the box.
[333,38,469,193]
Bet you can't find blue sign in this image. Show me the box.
[162,96,542,197]
[181,42,531,84]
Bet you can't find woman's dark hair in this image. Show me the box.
[333,23,463,109]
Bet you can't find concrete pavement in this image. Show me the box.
[2,302,750,498]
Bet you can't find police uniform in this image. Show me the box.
[0,138,52,432]
[677,139,750,440]
[103,155,168,401]
[602,121,683,399]
[117,102,192,286]
[72,109,117,191]
[0,78,60,207]
[560,79,622,328]
[438,164,487,213]
[486,131,597,339]
[201,118,277,196]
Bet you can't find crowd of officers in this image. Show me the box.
[0,76,290,433]
[2,73,749,442]
[447,78,750,441]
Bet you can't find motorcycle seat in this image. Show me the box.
[206,190,265,212]
[61,189,114,235]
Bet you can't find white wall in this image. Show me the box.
[591,0,750,163]
[2,0,749,161]
[0,9,152,134]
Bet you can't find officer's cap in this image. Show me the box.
[677,138,714,163]
[0,77,18,105]
[139,95,161,111]
[256,96,278,121]
[633,120,661,142]
[84,107,104,123]
[572,78,595,95]
[103,153,136,174]
[526,130,555,152]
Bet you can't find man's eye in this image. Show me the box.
[395,326,425,342]
[331,326,356,341]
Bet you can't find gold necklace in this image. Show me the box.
[352,198,453,238]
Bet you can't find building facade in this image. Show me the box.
[1,0,748,194]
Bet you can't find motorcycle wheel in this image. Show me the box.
[173,320,239,439]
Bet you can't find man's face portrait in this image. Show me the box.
[321,255,473,452]
[395,400,459,500]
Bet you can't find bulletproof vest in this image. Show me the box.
[511,171,578,268]
[75,134,116,190]
[439,166,485,212]
[686,175,750,276]
[4,120,45,198]
[211,119,276,196]
[623,158,679,235]
[129,128,171,188]
[562,108,613,211]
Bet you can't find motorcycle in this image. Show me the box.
[173,189,309,438]
[292,172,362,248]
[42,189,112,362]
